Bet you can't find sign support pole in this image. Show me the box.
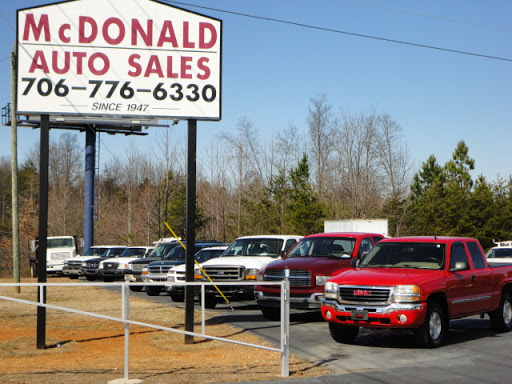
[185,119,197,344]
[37,114,49,349]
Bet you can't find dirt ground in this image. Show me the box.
[0,278,332,383]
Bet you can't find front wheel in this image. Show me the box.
[328,323,359,344]
[85,275,96,281]
[170,294,185,302]
[490,292,512,332]
[260,307,280,321]
[129,286,144,292]
[145,286,161,296]
[198,295,218,309]
[414,301,446,348]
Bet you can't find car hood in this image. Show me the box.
[265,256,353,276]
[330,268,445,286]
[200,256,278,270]
[147,259,185,267]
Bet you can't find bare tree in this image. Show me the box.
[307,94,338,197]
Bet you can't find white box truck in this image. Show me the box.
[324,219,388,237]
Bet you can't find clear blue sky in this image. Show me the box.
[1,0,510,181]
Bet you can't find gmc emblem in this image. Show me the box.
[353,289,372,296]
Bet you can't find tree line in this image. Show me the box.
[1,95,511,276]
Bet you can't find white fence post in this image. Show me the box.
[281,271,290,377]
[122,284,130,380]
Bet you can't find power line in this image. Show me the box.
[164,1,512,63]
[339,0,512,33]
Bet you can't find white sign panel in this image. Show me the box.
[17,0,222,120]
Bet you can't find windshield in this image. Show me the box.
[486,248,512,258]
[359,242,445,270]
[222,238,283,257]
[83,247,107,256]
[120,247,148,257]
[102,248,125,257]
[149,243,179,257]
[287,237,355,258]
[47,238,74,248]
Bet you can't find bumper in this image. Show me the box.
[82,268,99,277]
[321,299,427,329]
[142,274,168,284]
[62,267,83,276]
[100,270,125,279]
[254,290,323,309]
[46,264,64,273]
[203,284,254,300]
[124,273,143,283]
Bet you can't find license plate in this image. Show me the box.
[350,309,369,321]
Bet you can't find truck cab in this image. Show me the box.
[254,232,384,320]
[194,235,303,308]
[29,236,82,277]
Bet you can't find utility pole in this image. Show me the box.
[11,44,20,293]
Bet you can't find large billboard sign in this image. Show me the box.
[17,0,222,120]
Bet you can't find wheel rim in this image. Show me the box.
[503,299,512,325]
[429,311,442,341]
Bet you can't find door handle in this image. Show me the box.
[471,275,477,282]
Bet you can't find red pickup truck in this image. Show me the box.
[321,236,512,347]
[254,232,384,320]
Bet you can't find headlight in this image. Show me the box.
[256,271,264,282]
[194,267,202,280]
[81,262,87,267]
[121,264,128,269]
[392,285,421,303]
[324,281,338,300]
[316,275,330,286]
[246,268,259,280]
[142,267,148,275]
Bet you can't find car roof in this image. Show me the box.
[379,236,477,244]
[304,232,385,239]
[233,235,303,240]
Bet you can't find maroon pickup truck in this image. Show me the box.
[254,232,384,320]
[321,236,512,347]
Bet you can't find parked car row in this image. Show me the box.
[61,233,512,348]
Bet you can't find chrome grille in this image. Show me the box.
[85,261,99,268]
[50,252,70,260]
[338,286,391,305]
[130,264,147,271]
[202,266,244,281]
[264,269,311,287]
[67,260,82,267]
[103,262,119,270]
[148,265,172,274]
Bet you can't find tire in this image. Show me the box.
[414,301,446,348]
[30,262,38,278]
[146,286,161,296]
[260,307,280,321]
[170,294,185,302]
[198,295,218,309]
[328,323,359,344]
[129,286,144,292]
[103,276,115,283]
[69,275,79,280]
[85,275,96,281]
[490,292,512,332]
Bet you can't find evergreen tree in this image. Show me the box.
[286,154,326,235]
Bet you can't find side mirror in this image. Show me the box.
[280,250,287,259]
[450,261,469,272]
[360,251,369,259]
[350,258,360,268]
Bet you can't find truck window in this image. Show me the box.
[450,243,469,269]
[284,239,298,252]
[466,241,486,269]
[358,238,373,258]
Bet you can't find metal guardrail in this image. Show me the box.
[0,279,291,381]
